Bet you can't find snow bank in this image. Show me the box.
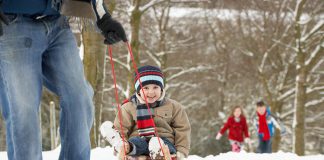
[1,146,323,160]
[187,151,324,160]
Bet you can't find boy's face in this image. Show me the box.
[257,106,266,115]
[139,84,162,103]
[234,108,241,118]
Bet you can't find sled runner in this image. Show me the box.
[125,154,177,160]
[117,137,176,160]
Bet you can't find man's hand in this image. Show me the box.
[97,13,127,44]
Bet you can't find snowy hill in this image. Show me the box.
[1,146,323,160]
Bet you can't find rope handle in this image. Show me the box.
[107,45,127,159]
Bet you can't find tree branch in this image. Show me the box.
[140,0,167,13]
[301,20,324,42]
[305,42,324,73]
[145,50,162,67]
[106,57,131,71]
[166,65,213,82]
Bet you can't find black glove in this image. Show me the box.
[0,1,9,36]
[97,13,127,44]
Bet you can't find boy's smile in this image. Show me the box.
[146,95,157,102]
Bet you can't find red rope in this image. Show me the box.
[126,42,167,159]
[107,45,127,159]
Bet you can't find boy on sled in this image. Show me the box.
[101,65,191,160]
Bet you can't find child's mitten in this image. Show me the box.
[216,132,222,140]
[176,151,186,160]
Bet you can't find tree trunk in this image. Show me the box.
[82,30,106,148]
[157,3,171,86]
[219,51,229,112]
[82,0,117,148]
[271,101,283,152]
[293,54,307,155]
[0,111,6,150]
[128,0,142,96]
[50,101,57,150]
[293,58,307,155]
[293,0,307,155]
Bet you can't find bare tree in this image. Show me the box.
[235,0,297,151]
[292,0,323,155]
[81,0,118,147]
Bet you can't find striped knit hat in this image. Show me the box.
[134,65,164,93]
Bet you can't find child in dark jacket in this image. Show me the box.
[216,106,250,152]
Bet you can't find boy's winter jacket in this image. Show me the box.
[114,95,191,157]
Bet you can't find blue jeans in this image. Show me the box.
[128,137,177,156]
[256,136,272,153]
[0,14,94,160]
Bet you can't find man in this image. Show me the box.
[0,0,126,159]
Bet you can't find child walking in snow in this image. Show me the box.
[253,100,284,153]
[216,106,250,152]
[100,65,191,160]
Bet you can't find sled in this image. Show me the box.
[118,143,176,160]
[125,154,177,160]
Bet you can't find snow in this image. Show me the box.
[218,111,226,120]
[168,7,288,21]
[187,151,324,160]
[1,147,323,160]
[169,7,243,19]
[167,7,319,26]
[79,40,84,60]
[139,0,164,12]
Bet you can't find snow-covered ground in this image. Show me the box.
[1,146,323,160]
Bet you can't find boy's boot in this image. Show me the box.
[148,137,171,160]
[100,121,130,159]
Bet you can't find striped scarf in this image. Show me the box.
[125,92,165,137]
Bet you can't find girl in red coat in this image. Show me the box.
[216,106,250,152]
